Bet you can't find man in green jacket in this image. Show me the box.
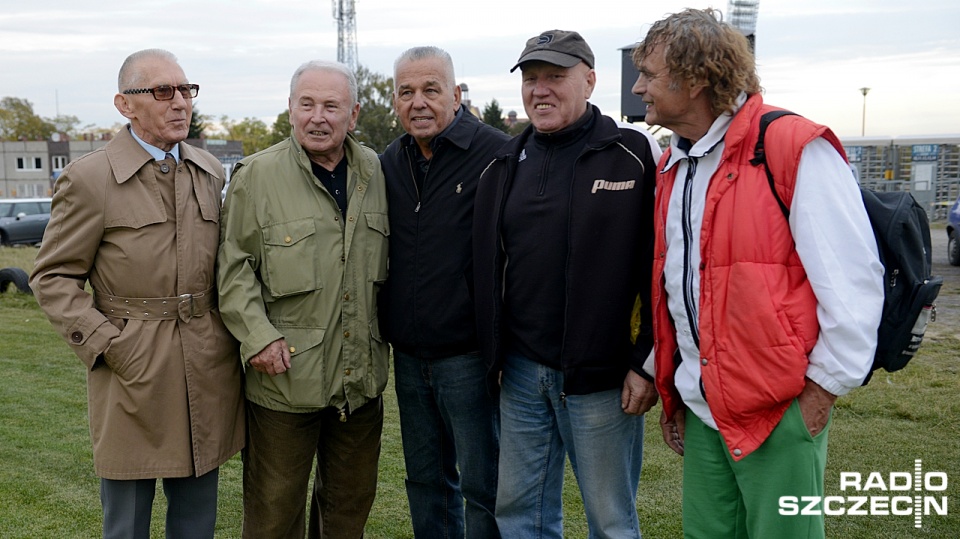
[217,60,389,539]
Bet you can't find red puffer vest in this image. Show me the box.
[652,93,846,460]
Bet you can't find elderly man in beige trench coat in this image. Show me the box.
[30,49,244,539]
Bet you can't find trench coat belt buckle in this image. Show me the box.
[93,287,217,322]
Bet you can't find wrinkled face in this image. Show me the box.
[521,60,596,134]
[289,69,360,164]
[114,57,192,152]
[394,57,461,145]
[631,45,687,131]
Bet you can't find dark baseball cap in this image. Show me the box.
[510,30,595,73]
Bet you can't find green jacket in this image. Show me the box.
[217,133,389,414]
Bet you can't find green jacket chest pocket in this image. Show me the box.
[262,218,322,297]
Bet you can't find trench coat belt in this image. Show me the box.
[93,287,217,322]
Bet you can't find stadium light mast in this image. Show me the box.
[333,0,358,71]
[727,0,759,52]
[860,87,871,136]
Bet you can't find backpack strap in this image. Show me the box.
[749,110,798,220]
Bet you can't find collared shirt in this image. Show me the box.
[129,126,181,163]
[663,94,884,429]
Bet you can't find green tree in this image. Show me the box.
[189,106,208,139]
[482,99,509,133]
[0,97,55,140]
[221,115,272,156]
[49,114,81,137]
[353,65,403,153]
[270,110,291,145]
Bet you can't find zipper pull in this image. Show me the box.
[414,201,421,213]
[339,409,347,423]
[560,392,567,409]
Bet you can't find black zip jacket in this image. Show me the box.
[473,105,657,395]
[379,108,510,358]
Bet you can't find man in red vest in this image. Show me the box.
[633,8,884,538]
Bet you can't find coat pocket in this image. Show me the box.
[362,212,389,283]
[263,326,329,407]
[261,218,322,297]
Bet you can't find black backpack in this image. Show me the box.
[751,110,943,384]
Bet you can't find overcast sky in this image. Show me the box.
[3,0,959,139]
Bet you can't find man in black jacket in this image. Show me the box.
[379,46,510,539]
[473,30,661,538]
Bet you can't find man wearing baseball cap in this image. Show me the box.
[474,30,662,538]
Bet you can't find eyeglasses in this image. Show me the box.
[122,84,200,101]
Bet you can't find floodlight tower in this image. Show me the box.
[727,0,759,52]
[333,0,358,71]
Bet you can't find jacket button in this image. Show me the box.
[701,357,708,366]
[284,236,292,243]
[344,368,352,376]
[160,164,170,173]
[71,331,83,343]
[343,331,350,338]
[343,293,350,301]
[289,346,296,354]
[733,448,742,457]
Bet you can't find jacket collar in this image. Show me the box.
[392,106,482,158]
[105,125,222,183]
[291,132,375,185]
[662,92,753,173]
[493,103,617,160]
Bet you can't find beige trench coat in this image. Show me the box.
[30,126,244,479]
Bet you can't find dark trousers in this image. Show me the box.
[100,468,219,539]
[242,398,383,539]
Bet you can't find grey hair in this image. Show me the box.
[393,46,456,89]
[290,60,358,105]
[118,49,179,91]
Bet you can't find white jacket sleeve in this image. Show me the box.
[790,137,885,395]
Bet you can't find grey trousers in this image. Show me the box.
[100,468,219,539]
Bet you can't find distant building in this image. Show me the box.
[0,133,243,198]
[504,110,529,132]
[459,83,482,120]
[841,134,960,220]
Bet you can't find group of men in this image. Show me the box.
[29,7,882,539]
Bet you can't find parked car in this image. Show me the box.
[948,192,960,266]
[0,197,52,246]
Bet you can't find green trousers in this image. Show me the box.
[682,400,831,539]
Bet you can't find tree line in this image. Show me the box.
[0,66,523,156]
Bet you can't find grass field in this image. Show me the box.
[1,244,958,538]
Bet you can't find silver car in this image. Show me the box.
[0,197,52,245]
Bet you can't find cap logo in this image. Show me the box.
[537,34,554,45]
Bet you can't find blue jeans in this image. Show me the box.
[497,353,645,539]
[394,350,501,538]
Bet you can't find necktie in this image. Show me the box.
[165,152,175,163]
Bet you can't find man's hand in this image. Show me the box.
[621,370,658,415]
[797,377,836,437]
[660,407,686,456]
[249,338,292,376]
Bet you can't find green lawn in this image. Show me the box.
[1,245,958,538]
